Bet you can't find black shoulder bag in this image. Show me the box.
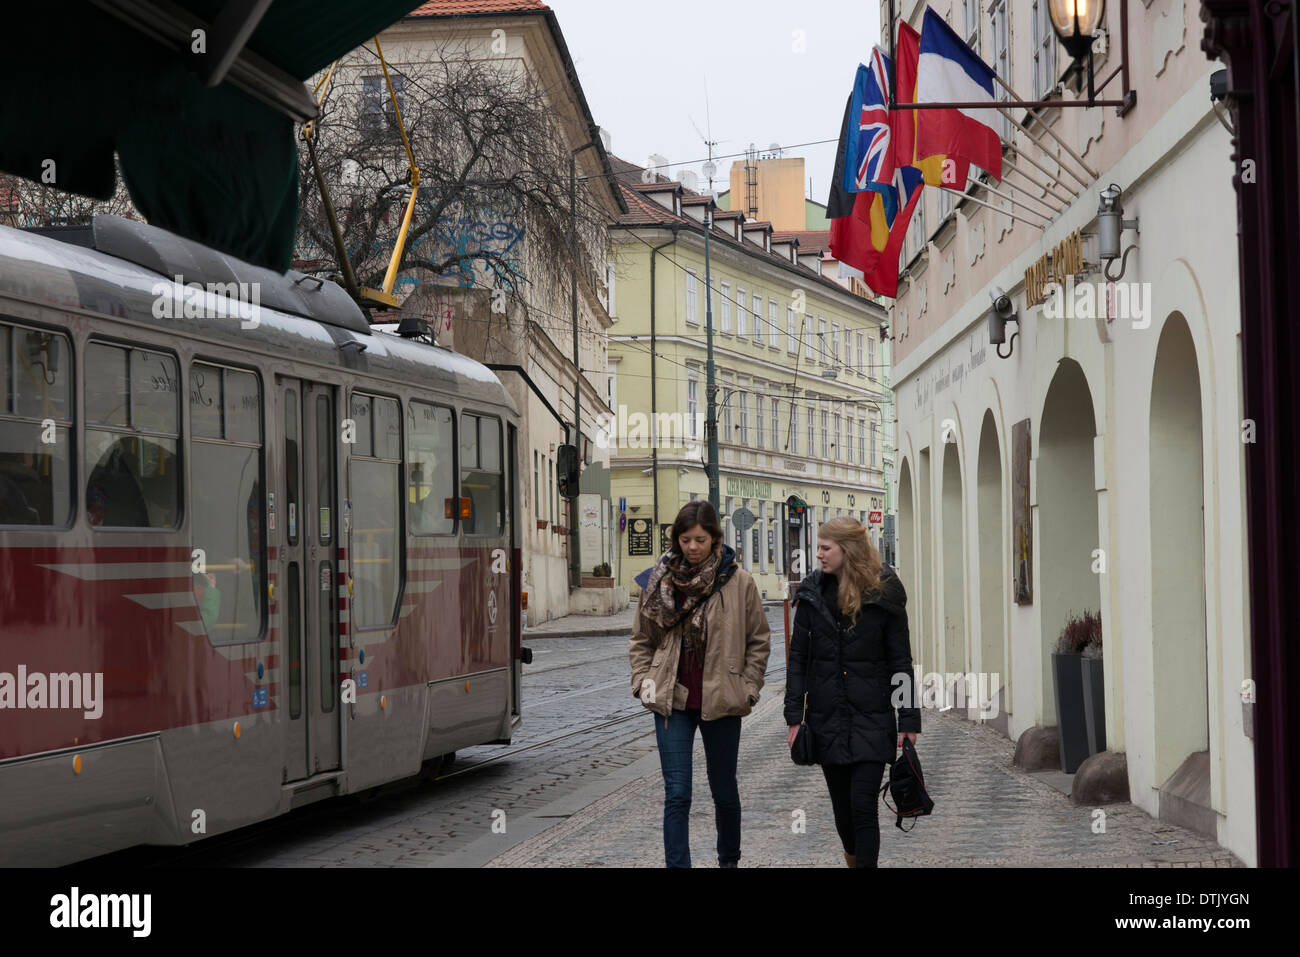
[880,736,934,830]
[789,607,817,766]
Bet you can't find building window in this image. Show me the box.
[992,0,1012,138]
[871,413,879,466]
[0,322,72,527]
[753,297,764,345]
[832,410,841,461]
[88,342,181,529]
[831,322,840,363]
[844,328,853,371]
[856,331,865,376]
[806,404,815,457]
[533,449,539,518]
[817,318,827,365]
[789,397,799,454]
[1032,0,1058,99]
[768,300,779,347]
[755,384,765,448]
[964,0,981,54]
[820,408,829,458]
[787,307,798,353]
[722,378,734,442]
[361,74,406,134]
[868,336,877,380]
[687,372,699,438]
[738,387,749,445]
[736,288,748,337]
[605,260,617,317]
[720,281,732,333]
[771,397,780,449]
[408,400,456,535]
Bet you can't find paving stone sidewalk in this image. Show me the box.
[486,687,1246,868]
[524,603,637,638]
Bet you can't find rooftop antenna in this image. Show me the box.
[691,73,720,194]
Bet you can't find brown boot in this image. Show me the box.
[844,852,856,868]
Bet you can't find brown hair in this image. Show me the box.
[817,516,883,623]
[669,500,723,557]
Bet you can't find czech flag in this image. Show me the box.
[916,7,1002,182]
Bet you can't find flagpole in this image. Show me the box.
[992,74,1100,181]
[987,167,1066,214]
[1003,141,1082,200]
[965,176,1059,219]
[941,186,1050,227]
[998,109,1094,189]
[1001,154,1076,206]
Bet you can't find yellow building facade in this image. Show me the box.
[606,165,889,598]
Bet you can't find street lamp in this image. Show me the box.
[1049,0,1106,101]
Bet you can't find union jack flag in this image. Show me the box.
[843,47,897,216]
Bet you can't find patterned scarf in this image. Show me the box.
[641,544,725,662]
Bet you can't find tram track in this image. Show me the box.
[88,664,787,867]
[437,664,788,781]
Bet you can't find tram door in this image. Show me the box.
[281,379,342,782]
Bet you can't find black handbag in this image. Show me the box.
[880,736,934,830]
[789,614,817,766]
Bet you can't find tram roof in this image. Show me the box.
[29,214,371,335]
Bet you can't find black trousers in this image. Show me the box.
[821,760,887,867]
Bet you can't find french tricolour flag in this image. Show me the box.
[915,7,1002,182]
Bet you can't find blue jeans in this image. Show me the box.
[653,708,742,868]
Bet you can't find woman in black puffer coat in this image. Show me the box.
[784,517,920,868]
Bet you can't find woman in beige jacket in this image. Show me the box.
[629,501,771,867]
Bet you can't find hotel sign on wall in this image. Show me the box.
[726,477,772,499]
[1025,228,1085,308]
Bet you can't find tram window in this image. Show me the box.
[287,563,302,719]
[460,413,503,536]
[0,322,73,527]
[348,394,372,457]
[85,342,180,529]
[316,394,333,545]
[285,390,299,547]
[407,400,455,535]
[190,361,265,643]
[319,560,338,713]
[350,392,402,628]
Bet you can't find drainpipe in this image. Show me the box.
[649,228,680,543]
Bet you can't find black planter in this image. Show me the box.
[1051,652,1089,773]
[1081,656,1107,755]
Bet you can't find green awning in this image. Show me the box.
[0,2,428,271]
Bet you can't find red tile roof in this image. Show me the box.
[408,0,549,15]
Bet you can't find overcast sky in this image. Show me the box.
[546,0,883,206]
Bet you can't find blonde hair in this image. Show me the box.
[817,517,883,623]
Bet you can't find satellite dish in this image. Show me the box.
[680,170,699,191]
[702,160,717,181]
[768,142,783,157]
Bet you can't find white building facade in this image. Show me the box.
[886,0,1253,862]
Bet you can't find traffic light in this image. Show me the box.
[557,443,581,500]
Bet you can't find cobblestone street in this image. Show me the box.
[489,679,1245,869]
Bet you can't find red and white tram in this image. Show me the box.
[0,215,524,865]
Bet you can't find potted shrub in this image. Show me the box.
[1051,610,1098,773]
[1080,617,1106,756]
[581,562,615,588]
